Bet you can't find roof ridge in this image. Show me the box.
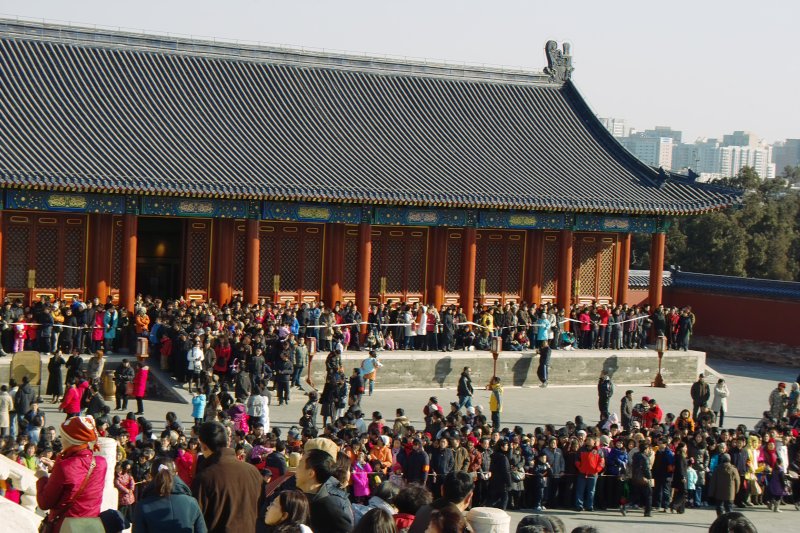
[0,17,556,86]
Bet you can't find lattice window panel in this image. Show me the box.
[303,235,322,293]
[598,241,615,298]
[5,223,30,289]
[232,230,246,293]
[385,239,405,293]
[542,239,559,297]
[342,236,358,293]
[259,234,276,295]
[63,226,85,290]
[474,238,486,295]
[36,227,59,288]
[186,230,210,291]
[485,241,503,294]
[579,241,597,296]
[445,236,462,294]
[406,238,425,293]
[370,240,383,293]
[280,236,299,292]
[506,240,523,295]
[110,221,122,291]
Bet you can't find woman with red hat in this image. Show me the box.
[36,416,108,532]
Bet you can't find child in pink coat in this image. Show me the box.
[351,451,373,503]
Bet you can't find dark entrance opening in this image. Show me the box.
[136,217,183,298]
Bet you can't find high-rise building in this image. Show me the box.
[619,134,674,170]
[722,130,758,148]
[598,117,629,138]
[672,132,775,180]
[773,139,800,174]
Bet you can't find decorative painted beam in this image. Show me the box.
[140,197,247,218]
[5,189,126,214]
[262,202,362,224]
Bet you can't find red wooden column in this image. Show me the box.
[120,214,138,311]
[213,219,235,305]
[617,232,632,305]
[355,222,372,336]
[556,229,573,311]
[523,230,544,305]
[323,223,345,306]
[648,231,666,309]
[244,218,260,305]
[427,227,446,308]
[460,228,477,322]
[89,213,112,302]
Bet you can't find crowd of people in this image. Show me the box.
[0,295,696,359]
[0,293,793,533]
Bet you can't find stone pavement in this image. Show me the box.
[30,356,800,532]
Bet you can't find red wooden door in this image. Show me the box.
[258,222,323,305]
[473,230,524,306]
[369,227,427,304]
[2,212,86,304]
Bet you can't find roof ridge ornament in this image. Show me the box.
[544,40,573,83]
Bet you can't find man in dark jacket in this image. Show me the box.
[429,437,455,493]
[114,359,135,411]
[14,376,36,434]
[193,421,265,533]
[274,351,294,406]
[440,308,455,352]
[401,438,430,485]
[296,446,353,533]
[597,372,614,421]
[690,373,710,420]
[708,453,740,516]
[620,389,634,430]
[629,441,653,516]
[456,367,474,410]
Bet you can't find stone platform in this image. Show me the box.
[309,348,706,389]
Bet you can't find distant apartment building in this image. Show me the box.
[773,139,800,174]
[672,131,775,180]
[598,117,629,137]
[619,134,674,169]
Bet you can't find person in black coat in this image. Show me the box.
[429,437,455,494]
[296,448,353,533]
[274,352,294,406]
[440,309,455,352]
[456,367,474,410]
[46,352,67,403]
[670,442,689,513]
[38,308,54,354]
[64,349,83,384]
[597,372,614,421]
[488,440,513,510]
[537,345,552,387]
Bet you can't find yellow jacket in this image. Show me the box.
[489,384,503,413]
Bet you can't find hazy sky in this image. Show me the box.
[2,0,798,143]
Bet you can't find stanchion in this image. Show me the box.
[486,336,502,389]
[652,335,667,388]
[305,337,317,389]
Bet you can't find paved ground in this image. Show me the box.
[33,356,800,532]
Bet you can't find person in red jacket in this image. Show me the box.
[574,435,605,512]
[132,362,149,415]
[59,379,82,418]
[642,399,664,429]
[213,338,232,379]
[36,416,108,533]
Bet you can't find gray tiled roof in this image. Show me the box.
[0,20,741,214]
[628,270,673,289]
